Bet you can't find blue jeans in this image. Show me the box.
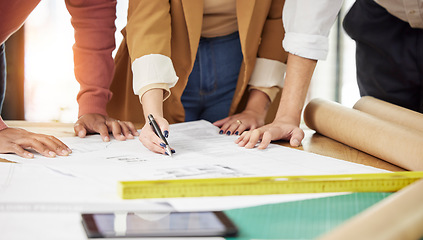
[181,31,243,122]
[0,43,6,114]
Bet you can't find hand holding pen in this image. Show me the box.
[139,114,174,156]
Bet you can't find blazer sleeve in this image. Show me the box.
[65,0,117,117]
[248,0,287,101]
[126,0,178,101]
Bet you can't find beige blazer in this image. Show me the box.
[107,0,287,125]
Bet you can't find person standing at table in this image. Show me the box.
[236,0,341,149]
[0,0,138,158]
[107,0,287,155]
[343,0,423,113]
[237,0,423,149]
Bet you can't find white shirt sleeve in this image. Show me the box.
[282,0,344,60]
[131,54,179,96]
[249,58,286,88]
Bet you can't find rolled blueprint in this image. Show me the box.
[303,98,423,171]
[353,96,423,133]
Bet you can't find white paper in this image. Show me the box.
[0,120,390,239]
[0,120,388,212]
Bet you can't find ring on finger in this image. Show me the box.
[236,120,242,125]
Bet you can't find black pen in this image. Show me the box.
[147,114,172,156]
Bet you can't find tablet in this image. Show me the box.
[81,211,238,238]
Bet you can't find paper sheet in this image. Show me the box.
[0,120,388,213]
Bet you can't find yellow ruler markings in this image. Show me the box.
[118,171,423,199]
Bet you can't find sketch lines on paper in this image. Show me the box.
[153,164,249,179]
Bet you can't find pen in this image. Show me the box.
[147,114,172,156]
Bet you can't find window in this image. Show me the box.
[24,0,128,122]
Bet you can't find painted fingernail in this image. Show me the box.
[160,143,166,148]
[235,131,239,135]
[226,131,231,136]
[219,130,224,134]
[171,149,176,153]
[164,152,169,156]
[164,130,169,138]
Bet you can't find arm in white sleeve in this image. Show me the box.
[249,58,287,88]
[132,54,179,101]
[282,0,344,60]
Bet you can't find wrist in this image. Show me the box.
[141,88,165,120]
[244,89,270,116]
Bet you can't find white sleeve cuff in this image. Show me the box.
[249,58,286,88]
[283,32,329,60]
[131,54,179,95]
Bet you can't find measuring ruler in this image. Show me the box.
[118,171,423,199]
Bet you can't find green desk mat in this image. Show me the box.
[224,192,392,240]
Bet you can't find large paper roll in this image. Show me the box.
[303,98,423,171]
[354,96,423,133]
[318,179,423,240]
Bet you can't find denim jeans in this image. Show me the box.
[0,43,6,114]
[181,31,243,122]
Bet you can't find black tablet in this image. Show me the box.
[81,211,238,238]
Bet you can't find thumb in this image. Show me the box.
[289,128,304,147]
[74,123,87,138]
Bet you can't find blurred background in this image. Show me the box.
[3,0,357,123]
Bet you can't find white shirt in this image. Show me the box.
[282,0,423,61]
[282,0,343,61]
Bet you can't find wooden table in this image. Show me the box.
[3,120,404,172]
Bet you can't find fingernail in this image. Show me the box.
[292,139,300,147]
[128,134,134,138]
[219,130,224,134]
[78,131,84,137]
[226,131,231,136]
[25,152,34,158]
[171,149,176,153]
[164,130,169,138]
[67,148,72,153]
[103,136,110,142]
[235,131,239,135]
[49,151,56,157]
[160,143,166,148]
[62,149,69,155]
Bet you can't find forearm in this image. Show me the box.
[244,89,271,116]
[66,0,117,117]
[141,88,165,120]
[0,116,7,131]
[275,53,316,124]
[0,0,40,44]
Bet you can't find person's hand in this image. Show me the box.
[235,118,304,149]
[74,113,138,142]
[213,109,266,136]
[0,127,71,158]
[138,116,173,155]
